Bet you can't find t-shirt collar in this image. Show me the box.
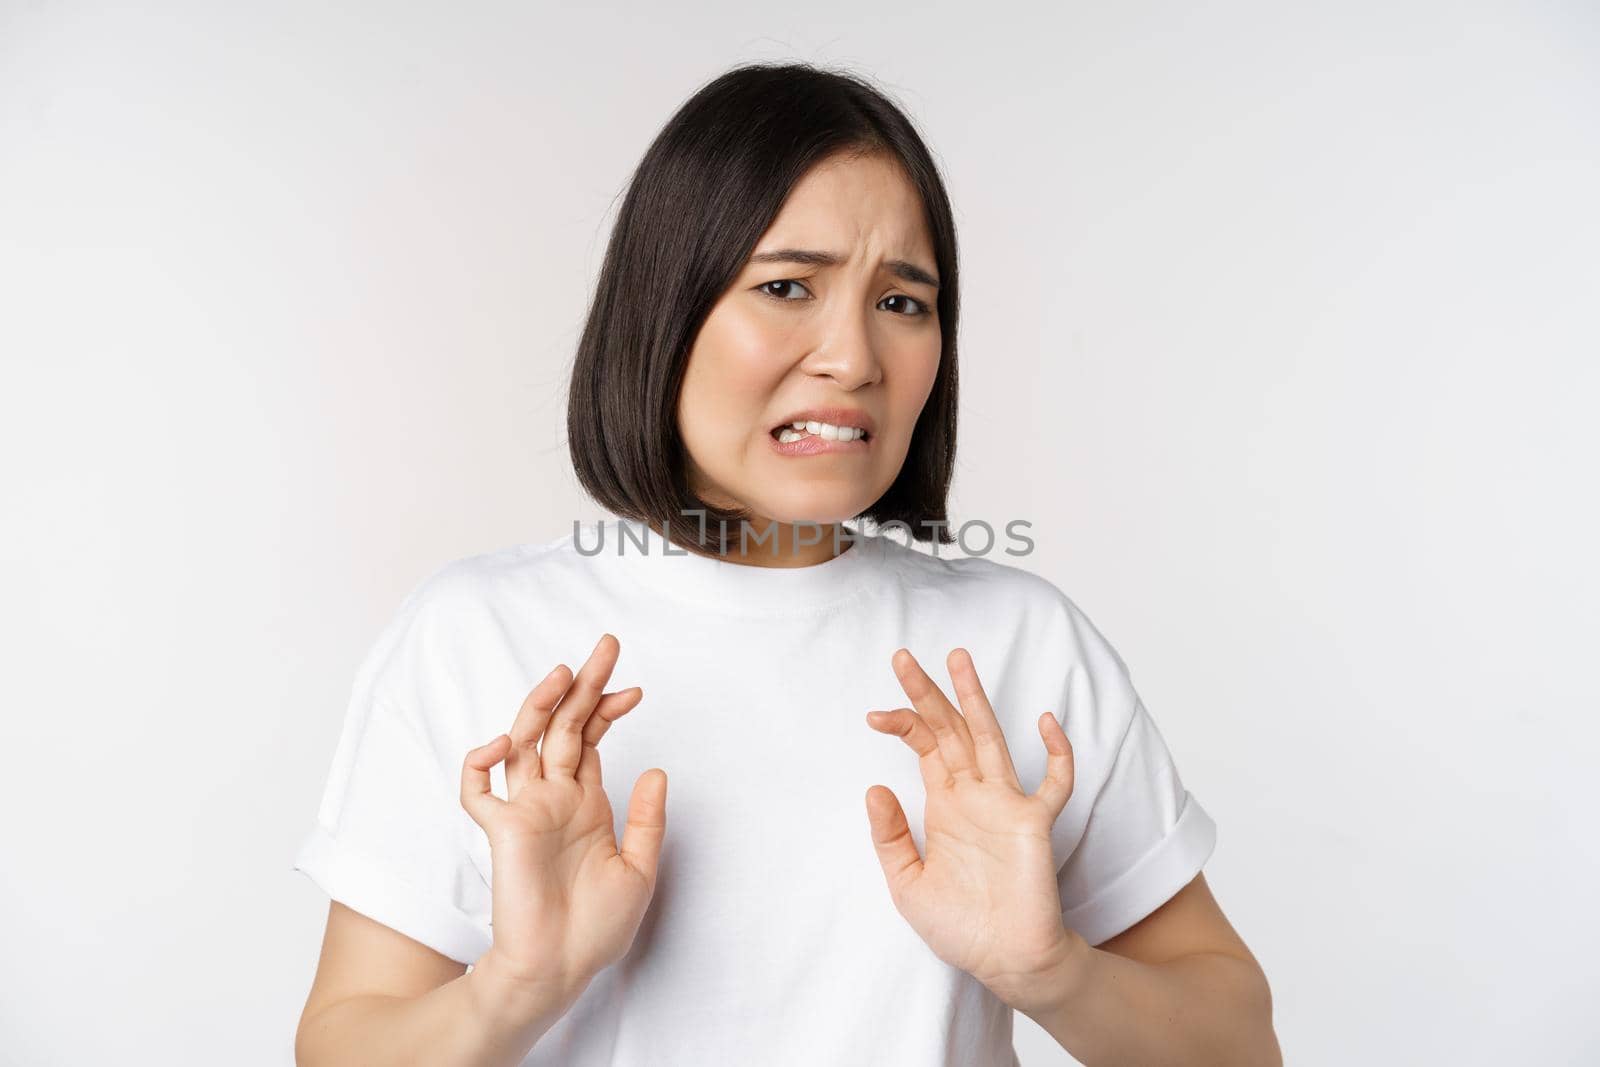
[582,509,890,616]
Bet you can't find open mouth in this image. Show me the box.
[771,420,871,444]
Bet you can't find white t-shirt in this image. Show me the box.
[292,514,1216,1066]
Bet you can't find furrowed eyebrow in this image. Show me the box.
[748,248,940,289]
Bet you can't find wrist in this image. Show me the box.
[468,948,587,1034]
[1007,928,1096,1019]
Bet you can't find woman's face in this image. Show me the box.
[676,150,943,530]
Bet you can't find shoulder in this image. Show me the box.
[357,531,582,700]
[880,537,1130,677]
[397,529,584,620]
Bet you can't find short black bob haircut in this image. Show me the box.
[567,61,960,554]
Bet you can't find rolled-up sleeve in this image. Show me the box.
[1057,696,1217,946]
[291,581,494,965]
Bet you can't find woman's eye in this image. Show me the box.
[758,279,811,301]
[756,280,929,316]
[881,294,930,316]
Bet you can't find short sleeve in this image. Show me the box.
[291,578,494,965]
[1056,693,1217,946]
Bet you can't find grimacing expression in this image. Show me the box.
[675,151,943,527]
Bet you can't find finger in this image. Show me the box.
[580,686,644,748]
[947,648,1023,790]
[1032,712,1077,817]
[890,648,977,780]
[865,707,954,792]
[541,633,622,780]
[617,768,669,886]
[574,686,644,790]
[460,734,511,829]
[505,664,573,801]
[864,784,923,903]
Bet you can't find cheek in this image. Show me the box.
[886,334,943,429]
[679,302,793,454]
[684,304,790,419]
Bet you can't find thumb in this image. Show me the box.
[864,785,922,897]
[618,768,668,886]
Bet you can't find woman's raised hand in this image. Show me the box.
[863,647,1082,1015]
[459,632,667,1002]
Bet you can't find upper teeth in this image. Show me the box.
[778,420,867,443]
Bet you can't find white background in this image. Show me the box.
[2,2,1596,1064]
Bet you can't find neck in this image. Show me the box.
[717,517,853,568]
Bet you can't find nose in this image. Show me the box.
[800,300,883,390]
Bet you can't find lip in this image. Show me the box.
[769,429,871,457]
[767,406,876,458]
[769,406,877,437]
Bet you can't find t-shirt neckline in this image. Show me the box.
[582,510,893,617]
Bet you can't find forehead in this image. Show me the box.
[754,152,933,260]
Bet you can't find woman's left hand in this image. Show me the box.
[864,646,1087,1012]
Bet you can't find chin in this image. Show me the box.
[754,485,876,527]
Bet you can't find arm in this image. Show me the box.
[294,902,584,1067]
[296,637,664,1067]
[1020,874,1281,1066]
[863,648,1277,1064]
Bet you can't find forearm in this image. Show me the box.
[1020,937,1280,1066]
[296,951,583,1067]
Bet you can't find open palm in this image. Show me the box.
[460,633,668,998]
[864,647,1080,1008]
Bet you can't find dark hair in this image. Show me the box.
[566,61,960,553]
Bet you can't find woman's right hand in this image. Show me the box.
[459,632,667,1003]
